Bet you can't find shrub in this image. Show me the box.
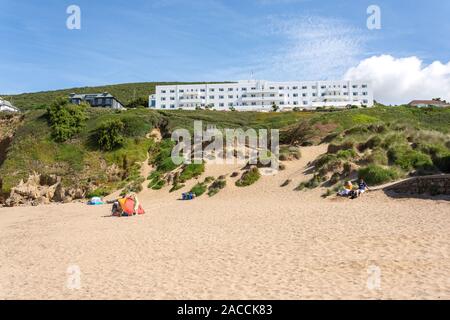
[95,119,125,151]
[336,149,357,160]
[387,145,434,171]
[46,98,87,142]
[327,140,355,154]
[364,148,388,166]
[281,179,292,187]
[358,165,400,185]
[235,167,260,187]
[86,187,112,198]
[179,163,205,182]
[208,178,226,197]
[170,183,185,193]
[295,175,323,190]
[358,136,382,152]
[190,183,207,197]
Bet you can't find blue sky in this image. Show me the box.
[1,0,449,99]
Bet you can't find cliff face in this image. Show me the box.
[0,114,24,203]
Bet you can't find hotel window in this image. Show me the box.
[243,103,248,106]
[170,105,175,109]
[105,98,111,105]
[280,101,285,105]
[219,96,224,99]
[293,93,298,97]
[312,86,317,89]
[362,92,368,96]
[302,86,307,89]
[161,90,166,93]
[219,88,224,92]
[209,95,214,99]
[200,96,205,99]
[241,88,247,91]
[270,94,275,97]
[228,103,233,106]
[362,85,367,88]
[251,94,256,97]
[269,86,275,90]
[321,86,326,89]
[344,92,348,96]
[302,93,307,97]
[363,100,368,104]
[170,90,175,93]
[161,104,166,109]
[200,89,206,92]
[343,85,347,89]
[353,85,358,89]
[242,94,247,98]
[228,88,233,91]
[293,86,298,90]
[251,87,256,90]
[279,86,284,90]
[179,89,184,93]
[210,88,215,92]
[312,93,317,97]
[161,97,166,101]
[251,102,257,105]
[170,97,175,100]
[228,95,233,99]
[303,101,308,105]
[219,103,224,107]
[293,101,298,105]
[353,92,358,96]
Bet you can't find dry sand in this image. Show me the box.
[1,145,449,300]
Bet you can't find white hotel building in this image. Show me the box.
[149,80,373,111]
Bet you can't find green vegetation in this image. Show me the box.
[358,165,400,186]
[208,177,226,197]
[179,163,205,182]
[95,119,125,151]
[46,98,88,142]
[235,167,261,187]
[190,182,207,197]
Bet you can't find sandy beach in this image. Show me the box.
[1,145,449,300]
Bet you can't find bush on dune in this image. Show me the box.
[358,165,400,185]
[235,167,260,187]
[387,145,434,171]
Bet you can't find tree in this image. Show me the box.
[96,119,125,151]
[46,97,87,142]
[126,97,148,109]
[271,103,279,112]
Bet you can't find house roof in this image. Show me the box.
[409,100,450,106]
[69,92,115,99]
[69,92,124,106]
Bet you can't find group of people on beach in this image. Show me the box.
[338,179,370,199]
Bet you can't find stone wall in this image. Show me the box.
[385,174,450,196]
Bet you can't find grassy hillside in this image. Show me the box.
[1,96,449,202]
[1,82,229,111]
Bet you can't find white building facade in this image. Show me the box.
[149,80,373,111]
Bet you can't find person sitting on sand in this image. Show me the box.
[356,179,370,197]
[338,181,353,197]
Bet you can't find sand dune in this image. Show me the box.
[1,145,449,300]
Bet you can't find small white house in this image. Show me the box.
[0,97,20,112]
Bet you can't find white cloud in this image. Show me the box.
[344,55,450,105]
[260,15,367,81]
